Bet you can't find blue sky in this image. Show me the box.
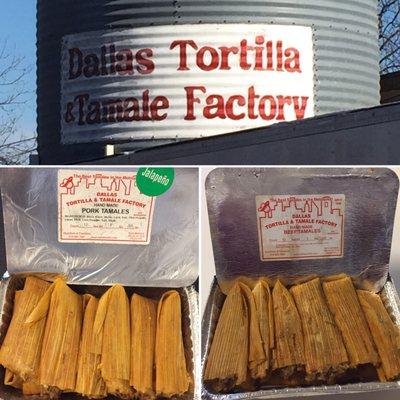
[0,1,36,135]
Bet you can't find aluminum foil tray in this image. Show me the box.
[205,168,399,294]
[0,275,199,400]
[201,276,400,399]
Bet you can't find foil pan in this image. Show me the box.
[0,275,199,400]
[205,168,399,294]
[201,276,400,399]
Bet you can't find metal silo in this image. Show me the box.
[37,0,380,164]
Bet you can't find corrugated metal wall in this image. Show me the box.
[37,0,380,164]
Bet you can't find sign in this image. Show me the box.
[61,24,315,144]
[256,194,345,261]
[58,170,155,244]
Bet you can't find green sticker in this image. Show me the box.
[136,167,175,197]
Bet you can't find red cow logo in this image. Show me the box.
[59,176,80,194]
[258,201,271,213]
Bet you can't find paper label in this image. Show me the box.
[58,170,155,244]
[256,194,345,261]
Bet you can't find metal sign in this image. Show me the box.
[61,24,315,144]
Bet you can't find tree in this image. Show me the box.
[0,40,35,165]
[379,0,400,74]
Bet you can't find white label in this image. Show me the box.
[58,170,155,244]
[256,194,345,261]
[61,24,315,144]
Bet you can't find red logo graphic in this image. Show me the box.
[59,176,79,194]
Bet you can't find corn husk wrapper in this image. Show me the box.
[76,294,107,399]
[204,283,249,391]
[4,369,41,396]
[2,293,42,395]
[238,283,266,380]
[130,294,157,398]
[290,278,349,382]
[272,280,305,377]
[22,381,42,396]
[323,277,379,368]
[204,282,266,390]
[3,291,23,391]
[357,289,400,381]
[0,278,50,382]
[94,285,132,399]
[4,369,23,390]
[27,278,83,393]
[253,281,274,375]
[156,290,190,397]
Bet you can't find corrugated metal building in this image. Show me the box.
[37,0,380,164]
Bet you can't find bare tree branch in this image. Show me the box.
[379,0,400,74]
[0,39,36,165]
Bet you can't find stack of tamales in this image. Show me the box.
[204,282,266,392]
[204,275,400,393]
[0,277,192,399]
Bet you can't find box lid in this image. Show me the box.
[205,168,398,293]
[1,167,198,288]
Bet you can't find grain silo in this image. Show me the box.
[37,1,380,164]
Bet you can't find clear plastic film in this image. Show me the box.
[1,167,198,288]
[205,168,399,293]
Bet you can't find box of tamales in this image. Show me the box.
[0,167,199,400]
[202,167,400,399]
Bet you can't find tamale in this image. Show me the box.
[253,281,274,375]
[323,277,379,368]
[4,369,22,390]
[204,283,249,392]
[27,278,83,393]
[0,277,50,382]
[4,369,41,395]
[4,369,42,396]
[290,278,349,382]
[357,290,400,381]
[76,294,107,399]
[2,290,23,390]
[22,381,42,396]
[156,290,190,397]
[130,294,157,398]
[272,281,305,380]
[239,283,266,380]
[94,285,132,398]
[3,307,41,394]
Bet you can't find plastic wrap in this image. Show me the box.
[1,167,198,288]
[205,168,399,293]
